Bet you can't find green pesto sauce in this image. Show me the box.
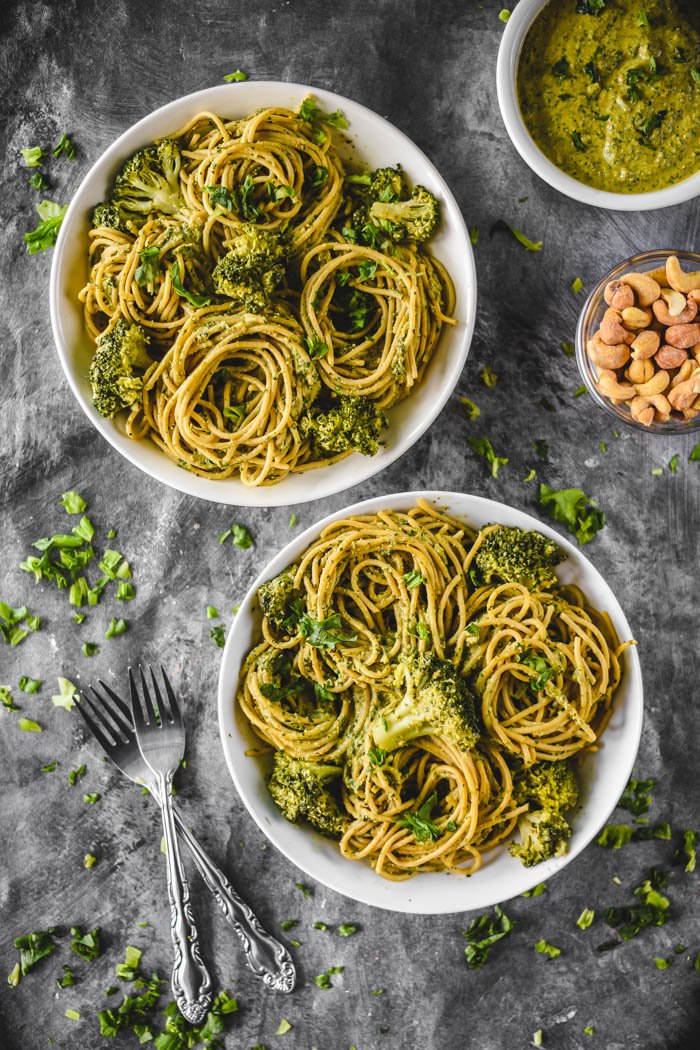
[517,0,700,192]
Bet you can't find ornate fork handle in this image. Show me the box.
[155,769,213,1023]
[172,808,296,993]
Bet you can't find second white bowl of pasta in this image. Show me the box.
[49,83,475,506]
[218,491,643,914]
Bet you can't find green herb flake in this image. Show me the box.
[83,853,97,869]
[105,617,127,639]
[534,938,561,959]
[584,1026,594,1036]
[223,69,248,81]
[116,581,135,601]
[675,829,697,873]
[289,513,297,528]
[577,908,595,929]
[491,219,543,252]
[571,131,586,151]
[523,469,537,483]
[538,484,604,544]
[522,882,547,897]
[83,792,100,804]
[211,625,226,648]
[338,923,358,937]
[52,677,78,711]
[498,9,511,22]
[40,761,58,773]
[64,1008,81,1021]
[396,792,444,843]
[650,467,663,477]
[21,146,45,168]
[690,444,700,462]
[53,133,77,160]
[295,882,313,897]
[462,905,515,969]
[18,717,41,732]
[561,340,575,357]
[571,277,584,294]
[206,605,219,620]
[467,436,508,478]
[668,454,679,474]
[469,226,479,246]
[8,962,21,987]
[24,200,67,254]
[480,365,498,388]
[276,1019,292,1035]
[403,570,424,589]
[654,956,671,970]
[458,396,480,419]
[573,385,588,398]
[13,928,58,975]
[313,921,329,931]
[532,1033,543,1048]
[59,491,87,514]
[636,11,649,26]
[82,642,99,657]
[18,676,41,693]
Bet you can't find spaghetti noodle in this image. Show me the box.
[79,102,456,485]
[237,501,631,879]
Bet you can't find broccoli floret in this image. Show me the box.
[91,201,131,232]
[475,525,563,591]
[509,809,572,867]
[371,651,480,754]
[88,319,152,418]
[301,396,387,458]
[112,139,186,225]
[369,186,439,243]
[258,565,298,631]
[514,761,579,815]
[369,166,407,202]
[268,751,347,838]
[212,225,289,311]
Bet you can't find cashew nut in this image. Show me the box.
[671,359,695,387]
[629,395,654,426]
[653,293,697,327]
[645,265,670,286]
[587,332,630,370]
[692,342,700,365]
[682,407,700,421]
[599,308,634,346]
[668,372,700,411]
[654,344,689,370]
[665,255,700,295]
[631,329,660,359]
[635,369,670,396]
[621,306,652,329]
[603,280,635,310]
[665,322,700,349]
[620,271,661,306]
[649,393,671,422]
[625,358,655,385]
[596,370,636,401]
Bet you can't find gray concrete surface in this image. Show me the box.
[1,1,699,1048]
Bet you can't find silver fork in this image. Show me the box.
[128,666,212,1024]
[76,672,295,1007]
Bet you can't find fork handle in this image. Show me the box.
[171,809,296,993]
[155,770,213,1023]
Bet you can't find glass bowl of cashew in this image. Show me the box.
[576,249,700,434]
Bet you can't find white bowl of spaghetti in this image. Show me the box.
[49,84,475,506]
[218,491,643,914]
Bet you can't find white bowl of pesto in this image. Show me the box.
[49,83,475,507]
[218,490,644,914]
[497,0,700,210]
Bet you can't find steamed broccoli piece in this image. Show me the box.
[475,525,563,591]
[212,225,289,311]
[112,139,186,225]
[514,761,579,815]
[368,166,407,202]
[371,651,480,754]
[258,565,298,631]
[88,319,152,418]
[91,201,130,232]
[368,185,439,243]
[301,396,387,458]
[509,809,572,867]
[268,752,347,838]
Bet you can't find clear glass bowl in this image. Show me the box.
[575,249,700,435]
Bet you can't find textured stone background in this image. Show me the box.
[1,1,699,1048]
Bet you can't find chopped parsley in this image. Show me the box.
[60,491,87,514]
[675,830,697,873]
[13,928,58,975]
[538,484,605,544]
[395,792,442,843]
[571,276,584,294]
[170,259,211,308]
[467,436,508,479]
[458,395,480,419]
[24,200,67,254]
[83,853,97,869]
[295,882,313,897]
[337,923,358,937]
[480,365,498,388]
[18,717,41,732]
[134,246,160,287]
[313,921,329,931]
[469,226,479,246]
[571,131,586,151]
[619,776,655,817]
[498,9,511,22]
[105,617,127,639]
[561,341,575,357]
[491,219,543,252]
[403,570,424,589]
[82,642,99,657]
[522,882,547,898]
[219,523,254,548]
[223,69,248,81]
[669,453,679,474]
[52,677,78,711]
[276,1018,293,1034]
[18,676,41,693]
[289,513,297,528]
[369,746,386,766]
[53,133,77,160]
[285,599,357,649]
[21,146,45,168]
[603,868,669,942]
[576,908,595,929]
[534,938,561,959]
[462,906,515,969]
[211,625,226,648]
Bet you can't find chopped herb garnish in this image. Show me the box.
[491,219,543,252]
[604,868,669,941]
[29,171,48,190]
[636,11,649,26]
[285,599,356,649]
[40,761,58,773]
[170,259,211,308]
[116,581,135,601]
[313,921,329,931]
[223,69,248,81]
[619,777,655,817]
[19,676,41,694]
[13,929,58,975]
[538,484,605,544]
[395,792,443,843]
[206,606,219,620]
[52,677,78,711]
[498,9,511,22]
[305,335,329,359]
[53,133,77,160]
[135,246,160,288]
[467,436,508,479]
[276,1018,293,1034]
[571,276,584,294]
[462,906,515,969]
[289,513,297,528]
[83,853,97,869]
[68,764,87,786]
[105,617,127,639]
[669,454,679,474]
[280,920,298,931]
[21,146,45,168]
[18,717,41,732]
[675,829,697,873]
[481,365,498,388]
[551,57,571,79]
[522,882,547,897]
[83,792,100,804]
[577,908,595,929]
[219,523,254,549]
[573,385,588,398]
[338,923,358,937]
[70,926,101,961]
[403,570,424,589]
[24,200,67,254]
[534,939,561,959]
[211,625,226,648]
[60,491,87,514]
[571,131,586,151]
[561,340,575,356]
[295,882,313,897]
[458,396,480,419]
[64,1008,81,1021]
[82,642,99,657]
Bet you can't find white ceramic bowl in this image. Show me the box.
[218,490,643,914]
[49,83,475,507]
[496,0,700,212]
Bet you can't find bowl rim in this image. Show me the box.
[217,489,644,914]
[575,248,700,434]
[496,0,700,212]
[48,81,476,507]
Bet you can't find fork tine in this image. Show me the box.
[139,664,159,725]
[159,666,181,721]
[89,682,134,738]
[97,680,133,724]
[148,664,169,722]
[129,666,147,726]
[77,693,119,753]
